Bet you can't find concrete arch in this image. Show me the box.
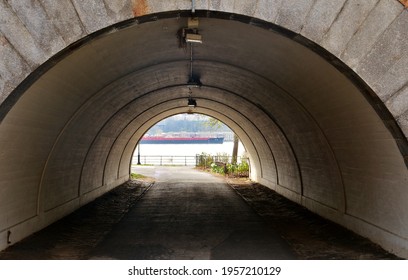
[0,2,407,257]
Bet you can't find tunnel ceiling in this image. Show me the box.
[1,11,408,256]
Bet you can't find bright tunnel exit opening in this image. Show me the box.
[131,113,248,173]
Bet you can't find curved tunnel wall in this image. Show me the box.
[0,7,407,257]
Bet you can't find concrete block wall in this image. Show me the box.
[0,0,405,146]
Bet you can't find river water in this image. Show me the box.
[132,142,246,165]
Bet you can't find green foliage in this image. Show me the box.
[209,159,249,177]
[214,152,229,163]
[196,152,249,178]
[196,152,214,168]
[235,160,250,177]
[227,163,237,174]
[130,173,146,180]
[203,117,223,130]
[210,162,226,174]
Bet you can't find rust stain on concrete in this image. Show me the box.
[0,36,7,46]
[132,0,149,17]
[399,0,408,8]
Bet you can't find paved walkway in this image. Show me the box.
[89,166,296,259]
[1,166,397,259]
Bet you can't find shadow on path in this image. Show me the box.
[89,166,296,259]
[0,166,399,259]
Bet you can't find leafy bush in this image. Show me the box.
[226,160,249,177]
[227,163,237,174]
[214,152,229,164]
[210,162,226,174]
[237,160,249,173]
[196,152,214,168]
[197,153,250,178]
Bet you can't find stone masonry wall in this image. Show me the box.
[1,0,407,141]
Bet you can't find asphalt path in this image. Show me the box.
[89,166,296,259]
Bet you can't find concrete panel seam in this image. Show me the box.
[6,0,66,58]
[299,0,348,44]
[301,194,340,212]
[346,212,408,241]
[246,59,346,209]
[0,0,46,67]
[79,87,146,188]
[338,0,381,59]
[385,84,408,117]
[80,184,104,196]
[36,87,99,215]
[0,214,38,234]
[234,0,258,17]
[69,0,88,35]
[102,0,121,23]
[354,9,408,90]
[254,0,285,24]
[301,196,408,258]
[318,0,347,43]
[298,0,318,34]
[104,0,134,21]
[69,0,92,35]
[275,183,301,196]
[44,196,79,213]
[343,3,405,69]
[0,31,31,72]
[275,0,316,33]
[0,34,32,94]
[320,0,381,57]
[36,0,65,45]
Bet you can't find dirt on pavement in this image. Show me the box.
[0,175,401,260]
[227,177,401,260]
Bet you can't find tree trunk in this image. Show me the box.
[232,133,239,164]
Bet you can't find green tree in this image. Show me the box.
[204,117,239,164]
[232,133,239,164]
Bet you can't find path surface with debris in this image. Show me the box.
[0,166,399,259]
[89,166,295,259]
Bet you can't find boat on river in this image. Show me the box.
[140,136,224,144]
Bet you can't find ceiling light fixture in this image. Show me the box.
[187,88,197,108]
[180,17,202,44]
[187,97,197,108]
[185,33,202,44]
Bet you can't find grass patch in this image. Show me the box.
[130,173,146,180]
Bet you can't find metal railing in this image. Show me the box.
[132,155,197,166]
[195,154,248,168]
[131,154,249,168]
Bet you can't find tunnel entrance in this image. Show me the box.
[0,10,407,256]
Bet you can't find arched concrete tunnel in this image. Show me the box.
[0,2,408,258]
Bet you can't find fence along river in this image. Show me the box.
[132,142,246,166]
